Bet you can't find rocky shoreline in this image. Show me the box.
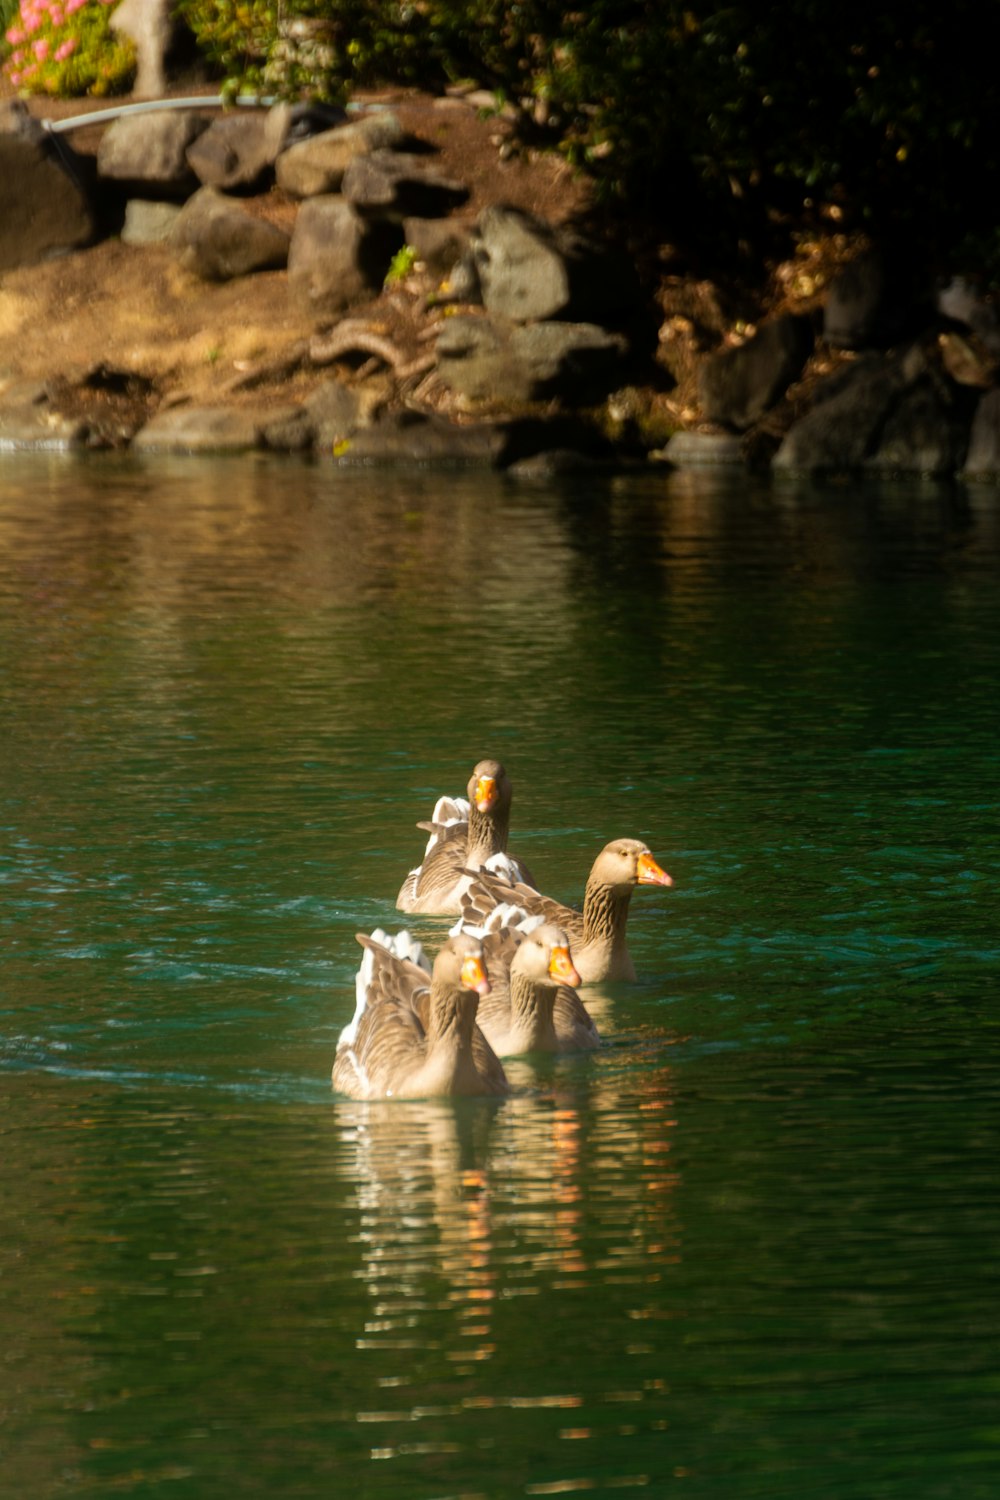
[3,87,1000,480]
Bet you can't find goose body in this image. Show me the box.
[396,759,535,916]
[458,838,673,983]
[469,921,597,1056]
[333,932,509,1100]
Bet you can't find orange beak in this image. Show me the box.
[474,775,498,812]
[548,945,582,987]
[636,851,673,887]
[460,953,491,996]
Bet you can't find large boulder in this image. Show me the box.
[170,187,290,280]
[275,111,405,197]
[773,348,971,475]
[287,197,398,319]
[97,109,209,198]
[470,206,640,324]
[0,104,94,271]
[342,149,468,219]
[435,314,627,403]
[327,407,506,466]
[186,106,297,192]
[698,316,812,431]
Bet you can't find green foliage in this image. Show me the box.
[164,3,1000,272]
[384,243,418,286]
[3,0,135,97]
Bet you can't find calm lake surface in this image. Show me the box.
[1,452,998,1498]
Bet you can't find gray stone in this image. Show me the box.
[864,377,969,476]
[661,431,746,467]
[435,315,626,403]
[97,110,209,197]
[0,105,94,271]
[110,0,175,99]
[772,351,939,474]
[963,389,1000,478]
[0,378,89,450]
[132,406,264,453]
[326,407,505,466]
[187,106,296,191]
[342,149,468,219]
[936,276,1000,356]
[275,111,405,198]
[470,206,641,325]
[121,199,182,245]
[287,197,395,319]
[304,378,362,452]
[403,216,471,275]
[170,187,290,281]
[257,404,315,452]
[698,316,812,431]
[471,206,571,322]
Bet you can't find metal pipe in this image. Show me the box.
[40,94,372,135]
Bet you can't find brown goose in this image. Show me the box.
[332,932,509,1100]
[458,837,673,983]
[396,759,535,916]
[473,921,596,1056]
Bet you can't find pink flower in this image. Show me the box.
[55,36,77,61]
[33,36,50,61]
[6,26,24,44]
[8,70,22,87]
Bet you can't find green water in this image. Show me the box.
[1,454,998,1498]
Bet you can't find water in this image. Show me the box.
[1,453,998,1498]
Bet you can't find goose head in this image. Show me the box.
[432,933,492,997]
[511,923,582,988]
[591,838,673,891]
[467,758,511,816]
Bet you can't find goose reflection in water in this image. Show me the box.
[332,1060,682,1366]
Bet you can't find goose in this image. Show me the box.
[470,921,597,1056]
[333,932,509,1100]
[396,759,535,916]
[458,837,673,983]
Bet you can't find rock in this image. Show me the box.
[109,0,174,99]
[0,378,89,450]
[773,355,905,472]
[772,348,961,474]
[170,187,290,281]
[97,109,209,198]
[962,389,1000,477]
[304,378,363,452]
[470,206,641,324]
[257,404,315,452]
[327,407,505,466]
[275,111,405,197]
[342,149,468,219]
[698,316,812,431]
[505,448,613,479]
[0,104,94,271]
[187,106,297,191]
[403,216,471,275]
[287,197,398,319]
[471,206,571,322]
[864,376,970,475]
[936,276,1000,355]
[132,405,267,453]
[121,199,182,245]
[435,315,627,403]
[937,331,997,388]
[661,431,746,467]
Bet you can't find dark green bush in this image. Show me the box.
[177,3,1000,270]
